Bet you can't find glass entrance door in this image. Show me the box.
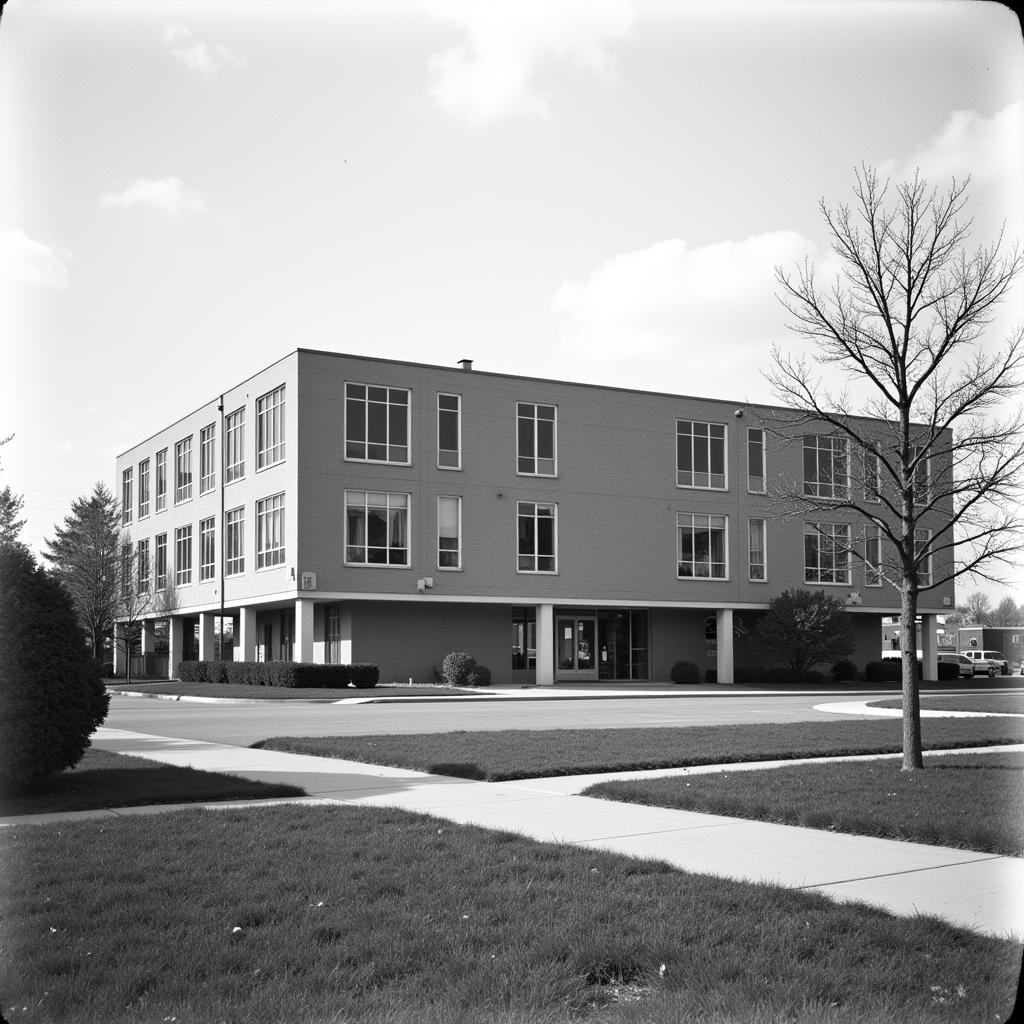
[556,616,598,680]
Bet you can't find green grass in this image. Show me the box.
[868,693,1024,714]
[2,804,1019,1024]
[255,717,1024,781]
[108,680,483,700]
[585,751,1024,857]
[0,748,305,817]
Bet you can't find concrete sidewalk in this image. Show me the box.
[9,726,1024,941]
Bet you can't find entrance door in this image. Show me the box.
[556,616,598,680]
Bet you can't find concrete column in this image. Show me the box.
[168,616,184,679]
[198,612,215,661]
[238,606,257,662]
[536,603,555,686]
[716,608,735,685]
[296,599,314,663]
[140,619,155,655]
[920,613,938,681]
[112,622,123,677]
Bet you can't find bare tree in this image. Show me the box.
[990,595,1021,627]
[771,166,1023,770]
[961,591,993,626]
[112,536,154,686]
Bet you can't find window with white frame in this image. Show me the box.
[437,393,462,469]
[748,518,766,581]
[804,522,852,584]
[121,543,132,595]
[225,407,245,483]
[256,493,285,568]
[345,490,409,566]
[256,385,286,469]
[174,437,193,504]
[200,517,215,581]
[137,538,150,594]
[121,467,133,524]
[912,444,931,505]
[437,496,461,569]
[138,458,150,519]
[345,383,410,463]
[803,435,849,500]
[155,534,167,590]
[225,507,245,576]
[517,501,557,572]
[155,449,167,511]
[200,423,216,494]
[677,513,728,579]
[915,527,933,587]
[862,448,881,503]
[747,427,765,493]
[517,404,557,476]
[865,524,883,587]
[677,421,727,489]
[174,525,192,586]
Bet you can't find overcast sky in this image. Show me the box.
[2,0,1022,605]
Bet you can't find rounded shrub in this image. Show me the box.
[466,664,492,687]
[670,660,700,684]
[442,651,476,687]
[0,543,109,790]
[831,659,858,682]
[733,665,768,685]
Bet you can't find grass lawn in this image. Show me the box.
[0,748,305,817]
[585,750,1024,857]
[255,717,1024,782]
[2,804,1020,1024]
[868,693,1024,714]
[107,680,483,700]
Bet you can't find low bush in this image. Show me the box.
[670,660,700,684]
[733,665,768,685]
[767,666,794,686]
[865,660,905,683]
[348,664,379,689]
[173,661,374,688]
[177,661,208,683]
[936,661,961,681]
[705,668,718,684]
[442,651,476,687]
[465,664,492,687]
[801,670,827,686]
[831,659,858,682]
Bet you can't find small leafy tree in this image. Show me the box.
[752,588,855,678]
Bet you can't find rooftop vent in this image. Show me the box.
[458,358,473,371]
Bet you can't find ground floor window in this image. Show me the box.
[511,608,536,670]
[325,604,344,664]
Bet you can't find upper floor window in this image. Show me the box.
[748,518,766,581]
[865,524,883,587]
[137,538,150,594]
[225,407,245,483]
[517,500,557,572]
[121,467,133,525]
[803,435,849,500]
[138,459,150,519]
[174,525,192,586]
[437,496,462,569]
[863,448,881,503]
[677,421,726,490]
[200,423,216,494]
[256,385,286,469]
[912,444,930,505]
[345,383,409,464]
[256,493,286,569]
[438,393,462,469]
[200,517,216,582]
[225,507,245,576]
[155,533,167,590]
[746,427,765,493]
[174,437,193,504]
[155,449,167,512]
[517,403,556,476]
[915,527,933,587]
[677,512,727,579]
[345,490,409,566]
[804,522,851,585]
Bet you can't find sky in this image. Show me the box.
[1,0,1022,606]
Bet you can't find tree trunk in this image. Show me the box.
[900,583,924,770]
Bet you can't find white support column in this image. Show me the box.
[238,606,257,663]
[168,616,184,679]
[112,622,124,677]
[536,603,555,686]
[920,613,938,682]
[296,598,314,663]
[716,608,735,685]
[198,612,215,662]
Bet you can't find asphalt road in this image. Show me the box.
[105,690,887,747]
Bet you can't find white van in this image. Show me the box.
[960,649,1008,676]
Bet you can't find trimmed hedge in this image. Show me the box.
[831,659,858,682]
[865,659,906,682]
[442,652,476,687]
[733,665,768,685]
[670,661,701,684]
[175,661,378,689]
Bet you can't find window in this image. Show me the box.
[175,525,192,586]
[155,449,167,511]
[863,448,881,503]
[137,538,150,594]
[256,385,286,469]
[200,423,216,494]
[225,507,245,576]
[512,609,536,670]
[138,459,150,518]
[174,437,192,504]
[200,517,215,581]
[748,518,766,581]
[677,513,727,579]
[912,444,930,505]
[225,408,245,482]
[865,524,883,587]
[677,421,727,489]
[517,403,557,476]
[121,468,133,524]
[915,528,932,587]
[437,496,461,569]
[804,522,852,584]
[345,383,409,463]
[345,490,409,566]
[517,501,557,572]
[155,533,168,591]
[747,427,765,493]
[121,543,132,595]
[438,393,462,469]
[256,493,286,568]
[803,435,849,500]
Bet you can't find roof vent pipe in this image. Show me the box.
[458,358,473,371]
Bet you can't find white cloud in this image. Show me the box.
[423,0,633,124]
[0,229,70,288]
[164,23,247,75]
[99,177,208,217]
